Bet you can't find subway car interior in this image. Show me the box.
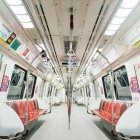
[1,0,140,140]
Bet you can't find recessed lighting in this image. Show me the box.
[104,0,139,36]
[98,48,103,52]
[94,52,99,59]
[111,17,126,25]
[16,15,31,22]
[121,0,139,8]
[115,8,132,18]
[35,45,42,52]
[10,5,27,14]
[21,22,34,28]
[107,24,120,30]
[39,43,46,50]
[5,0,22,5]
[104,30,116,35]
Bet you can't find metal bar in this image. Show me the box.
[25,50,45,131]
[97,50,116,131]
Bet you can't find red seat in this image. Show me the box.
[10,102,19,114]
[33,99,39,110]
[28,100,39,120]
[16,101,26,124]
[6,99,47,126]
[91,99,134,127]
[99,101,110,116]
[104,101,113,120]
[113,102,124,124]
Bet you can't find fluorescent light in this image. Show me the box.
[121,0,139,8]
[16,15,31,22]
[94,52,99,59]
[5,0,22,5]
[35,45,42,52]
[98,48,103,52]
[10,5,27,14]
[107,24,120,30]
[39,43,46,50]
[115,8,132,17]
[21,22,34,28]
[104,0,140,36]
[104,30,116,35]
[111,17,125,25]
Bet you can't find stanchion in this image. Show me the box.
[24,50,46,132]
[97,50,116,133]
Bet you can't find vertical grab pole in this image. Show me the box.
[97,50,116,132]
[67,75,72,129]
[67,7,75,130]
[25,50,45,132]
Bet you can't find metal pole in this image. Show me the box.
[97,50,116,131]
[25,50,45,131]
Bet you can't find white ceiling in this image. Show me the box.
[34,0,106,79]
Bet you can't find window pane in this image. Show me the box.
[102,75,112,99]
[25,74,36,98]
[102,66,132,101]
[114,66,132,101]
[7,65,26,100]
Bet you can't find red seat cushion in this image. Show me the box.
[113,102,123,124]
[33,99,39,110]
[5,99,46,125]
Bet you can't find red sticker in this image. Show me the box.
[22,48,29,56]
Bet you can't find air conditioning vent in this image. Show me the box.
[36,63,47,73]
[64,41,77,53]
[63,36,78,54]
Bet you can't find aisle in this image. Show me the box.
[24,104,117,140]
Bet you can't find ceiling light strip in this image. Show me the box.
[105,0,140,36]
[5,0,34,28]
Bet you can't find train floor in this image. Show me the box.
[22,104,119,140]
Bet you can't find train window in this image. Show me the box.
[114,67,129,87]
[114,66,132,101]
[25,74,36,98]
[102,66,132,100]
[102,74,112,99]
[7,65,26,100]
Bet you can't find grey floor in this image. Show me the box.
[22,104,119,140]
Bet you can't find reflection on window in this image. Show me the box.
[25,74,36,98]
[114,68,129,87]
[102,75,112,98]
[7,65,26,100]
[114,66,132,101]
[102,66,132,101]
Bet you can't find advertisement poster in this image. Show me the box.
[0,75,9,92]
[130,76,139,93]
[0,20,12,42]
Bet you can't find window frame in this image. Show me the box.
[102,65,132,100]
[7,64,27,100]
